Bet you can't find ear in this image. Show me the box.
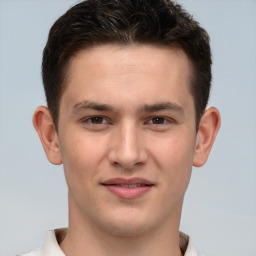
[33,106,62,165]
[193,107,221,167]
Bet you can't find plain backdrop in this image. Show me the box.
[0,0,255,256]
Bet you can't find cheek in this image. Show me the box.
[151,131,196,166]
[59,131,107,191]
[151,131,196,191]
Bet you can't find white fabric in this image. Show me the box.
[19,229,201,256]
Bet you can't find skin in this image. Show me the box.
[33,44,220,256]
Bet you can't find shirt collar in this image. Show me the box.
[179,231,199,256]
[39,228,199,256]
[40,229,66,256]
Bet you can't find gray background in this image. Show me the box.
[0,0,255,255]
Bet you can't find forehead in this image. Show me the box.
[61,44,194,113]
[69,44,191,81]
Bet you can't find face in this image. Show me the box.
[57,45,198,236]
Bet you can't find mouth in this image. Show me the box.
[101,178,154,199]
[113,183,151,188]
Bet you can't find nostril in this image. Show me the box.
[112,161,120,167]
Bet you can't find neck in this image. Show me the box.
[60,194,183,256]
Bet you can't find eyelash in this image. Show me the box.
[81,116,174,126]
[146,117,173,125]
[81,116,110,125]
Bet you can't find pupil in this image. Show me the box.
[153,117,164,124]
[92,117,103,123]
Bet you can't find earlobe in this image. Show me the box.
[33,106,62,165]
[193,107,221,167]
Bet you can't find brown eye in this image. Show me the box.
[90,117,104,124]
[81,116,109,126]
[80,116,111,131]
[151,117,165,124]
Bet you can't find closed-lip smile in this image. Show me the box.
[101,177,154,199]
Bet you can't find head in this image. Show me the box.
[42,0,212,130]
[33,0,220,241]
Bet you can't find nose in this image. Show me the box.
[108,122,148,170]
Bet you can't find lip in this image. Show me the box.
[101,177,154,199]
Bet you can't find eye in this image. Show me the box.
[151,117,165,124]
[82,116,109,125]
[89,116,105,124]
[147,117,172,125]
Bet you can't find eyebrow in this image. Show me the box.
[73,100,115,112]
[72,100,183,113]
[142,102,184,113]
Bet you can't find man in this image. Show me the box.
[22,0,220,255]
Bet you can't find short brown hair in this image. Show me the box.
[42,0,212,129]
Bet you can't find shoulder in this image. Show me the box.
[18,229,67,256]
[17,248,41,256]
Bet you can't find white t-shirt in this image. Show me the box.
[19,228,201,256]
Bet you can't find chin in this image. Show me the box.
[97,209,154,237]
[106,221,150,238]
